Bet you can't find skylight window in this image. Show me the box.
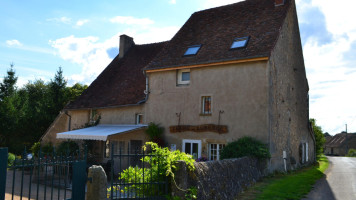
[230,37,249,49]
[184,45,201,56]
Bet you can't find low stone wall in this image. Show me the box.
[172,157,266,199]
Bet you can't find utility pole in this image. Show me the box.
[345,124,348,155]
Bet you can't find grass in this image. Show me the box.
[237,155,329,200]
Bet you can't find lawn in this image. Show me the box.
[237,155,329,200]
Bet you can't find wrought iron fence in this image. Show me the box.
[108,145,168,200]
[0,147,87,200]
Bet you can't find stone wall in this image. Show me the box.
[172,157,266,199]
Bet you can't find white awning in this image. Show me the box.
[56,124,147,141]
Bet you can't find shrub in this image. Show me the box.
[56,140,79,155]
[220,136,270,160]
[8,153,15,166]
[145,123,164,146]
[109,142,195,197]
[30,142,54,157]
[347,148,356,157]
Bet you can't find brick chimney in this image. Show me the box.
[275,0,285,6]
[119,34,135,59]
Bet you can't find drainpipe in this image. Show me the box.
[64,111,72,131]
[137,71,149,104]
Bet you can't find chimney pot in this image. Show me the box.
[119,35,135,59]
[275,0,285,6]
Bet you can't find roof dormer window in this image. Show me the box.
[184,45,201,56]
[230,37,249,49]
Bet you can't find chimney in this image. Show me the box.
[275,0,285,6]
[119,34,135,59]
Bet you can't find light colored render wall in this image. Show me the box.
[268,0,313,171]
[145,62,269,157]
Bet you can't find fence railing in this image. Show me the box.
[0,147,87,200]
[108,145,168,200]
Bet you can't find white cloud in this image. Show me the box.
[170,0,176,4]
[76,19,89,27]
[6,40,22,46]
[47,17,72,24]
[110,16,154,26]
[296,0,356,133]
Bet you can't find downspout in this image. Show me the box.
[137,71,149,104]
[64,111,72,131]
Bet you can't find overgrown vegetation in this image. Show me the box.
[220,136,270,160]
[238,155,329,200]
[7,152,15,166]
[0,64,87,154]
[347,148,356,157]
[109,142,195,198]
[145,122,164,146]
[310,118,325,156]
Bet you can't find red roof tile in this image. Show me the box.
[65,42,167,109]
[146,0,290,70]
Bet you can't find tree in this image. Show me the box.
[66,83,88,102]
[0,63,18,100]
[49,67,67,117]
[310,118,325,156]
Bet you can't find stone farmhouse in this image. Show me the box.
[41,0,315,172]
[324,132,356,156]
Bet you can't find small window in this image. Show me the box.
[182,139,202,159]
[184,45,201,56]
[136,114,143,124]
[177,69,190,85]
[209,144,225,161]
[230,36,249,49]
[201,96,212,115]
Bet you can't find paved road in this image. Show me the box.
[303,156,356,200]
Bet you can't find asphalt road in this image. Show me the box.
[303,156,356,200]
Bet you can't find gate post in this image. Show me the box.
[72,160,87,200]
[0,148,8,200]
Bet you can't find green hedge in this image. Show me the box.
[220,136,270,160]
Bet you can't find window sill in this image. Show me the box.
[176,83,190,87]
[200,113,212,116]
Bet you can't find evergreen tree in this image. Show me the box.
[0,63,18,100]
[49,67,67,117]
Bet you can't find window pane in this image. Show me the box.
[181,72,190,81]
[184,46,201,55]
[231,40,247,48]
[202,96,211,114]
[185,142,191,154]
[192,143,198,159]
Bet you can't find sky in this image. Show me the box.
[0,0,355,134]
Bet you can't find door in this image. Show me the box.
[130,140,142,166]
[182,140,201,159]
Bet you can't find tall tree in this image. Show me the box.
[0,63,18,100]
[49,67,67,117]
[310,118,326,156]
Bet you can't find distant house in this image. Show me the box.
[324,132,356,156]
[41,0,315,172]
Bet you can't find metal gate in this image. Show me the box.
[0,147,87,200]
[108,144,168,199]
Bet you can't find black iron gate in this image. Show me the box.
[0,147,87,200]
[108,144,168,199]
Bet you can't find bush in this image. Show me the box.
[30,142,54,157]
[8,153,15,166]
[220,136,270,160]
[145,123,164,146]
[347,149,356,157]
[56,140,79,155]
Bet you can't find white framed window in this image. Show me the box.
[182,139,201,159]
[136,114,143,124]
[177,69,190,85]
[208,143,225,161]
[201,96,212,115]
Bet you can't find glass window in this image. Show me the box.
[209,143,225,161]
[136,114,143,124]
[177,69,190,85]
[184,45,201,56]
[202,96,212,114]
[182,139,201,159]
[230,36,249,49]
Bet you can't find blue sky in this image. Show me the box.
[1,0,356,134]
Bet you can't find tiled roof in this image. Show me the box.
[145,0,290,70]
[325,133,356,148]
[65,42,167,109]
